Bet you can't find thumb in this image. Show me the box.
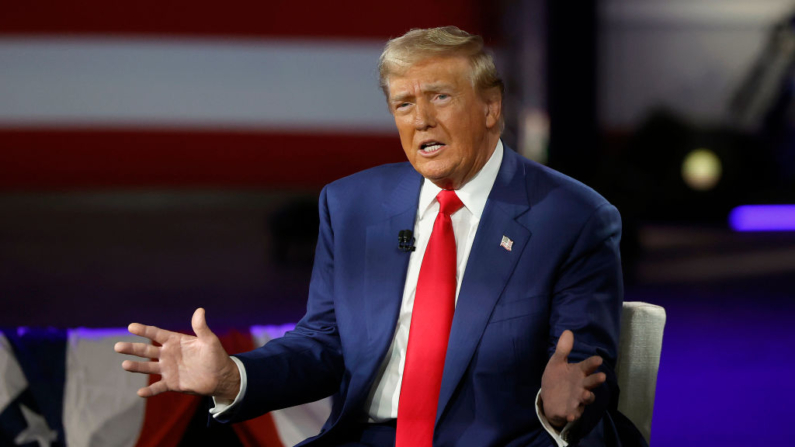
[553,330,574,362]
[191,307,212,339]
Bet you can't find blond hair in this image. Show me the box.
[378,26,504,102]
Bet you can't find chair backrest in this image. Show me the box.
[615,301,666,445]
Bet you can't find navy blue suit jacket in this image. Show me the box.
[223,147,634,446]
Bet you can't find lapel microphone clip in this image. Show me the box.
[398,229,416,252]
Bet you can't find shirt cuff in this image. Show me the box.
[209,356,247,418]
[535,389,573,447]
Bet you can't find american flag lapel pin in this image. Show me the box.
[500,235,513,252]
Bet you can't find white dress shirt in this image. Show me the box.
[363,141,504,420]
[212,140,570,445]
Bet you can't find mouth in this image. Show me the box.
[419,141,446,155]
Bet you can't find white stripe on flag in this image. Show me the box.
[0,333,28,412]
[250,325,332,446]
[0,37,394,133]
[62,328,149,447]
[270,398,333,447]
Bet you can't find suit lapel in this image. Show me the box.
[364,168,423,356]
[437,148,532,422]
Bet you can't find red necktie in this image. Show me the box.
[396,190,464,447]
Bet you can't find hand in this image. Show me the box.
[540,330,606,429]
[114,308,241,401]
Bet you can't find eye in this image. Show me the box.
[436,94,450,101]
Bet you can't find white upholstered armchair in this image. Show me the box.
[615,301,667,445]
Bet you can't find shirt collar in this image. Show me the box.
[417,139,503,219]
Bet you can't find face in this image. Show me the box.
[387,56,501,190]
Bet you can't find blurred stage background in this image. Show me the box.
[2,0,795,445]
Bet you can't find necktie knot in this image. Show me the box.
[437,190,463,216]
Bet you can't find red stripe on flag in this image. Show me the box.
[134,330,285,447]
[1,1,492,40]
[0,130,407,191]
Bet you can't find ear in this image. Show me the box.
[483,88,502,129]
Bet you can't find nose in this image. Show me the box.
[413,101,436,130]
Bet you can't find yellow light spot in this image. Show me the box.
[682,148,722,191]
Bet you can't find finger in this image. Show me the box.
[127,323,172,345]
[578,355,603,375]
[191,308,213,339]
[567,412,577,423]
[583,372,606,390]
[566,404,586,423]
[121,359,161,375]
[568,405,585,423]
[552,330,574,362]
[114,342,160,359]
[138,380,170,398]
[582,390,596,405]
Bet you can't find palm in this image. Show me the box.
[157,331,224,394]
[114,308,240,399]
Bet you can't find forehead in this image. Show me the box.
[387,56,472,96]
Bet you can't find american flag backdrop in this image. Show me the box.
[0,0,497,191]
[0,4,500,445]
[0,324,334,447]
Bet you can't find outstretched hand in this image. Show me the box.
[114,308,241,401]
[540,330,606,429]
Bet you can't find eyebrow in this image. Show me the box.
[390,92,412,103]
[422,83,455,93]
[390,83,456,103]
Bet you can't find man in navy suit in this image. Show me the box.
[116,27,635,446]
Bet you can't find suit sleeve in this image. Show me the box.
[218,185,345,422]
[548,202,623,444]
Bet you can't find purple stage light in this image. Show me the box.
[68,327,134,340]
[729,205,795,231]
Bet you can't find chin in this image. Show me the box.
[419,169,450,184]
[417,161,451,178]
